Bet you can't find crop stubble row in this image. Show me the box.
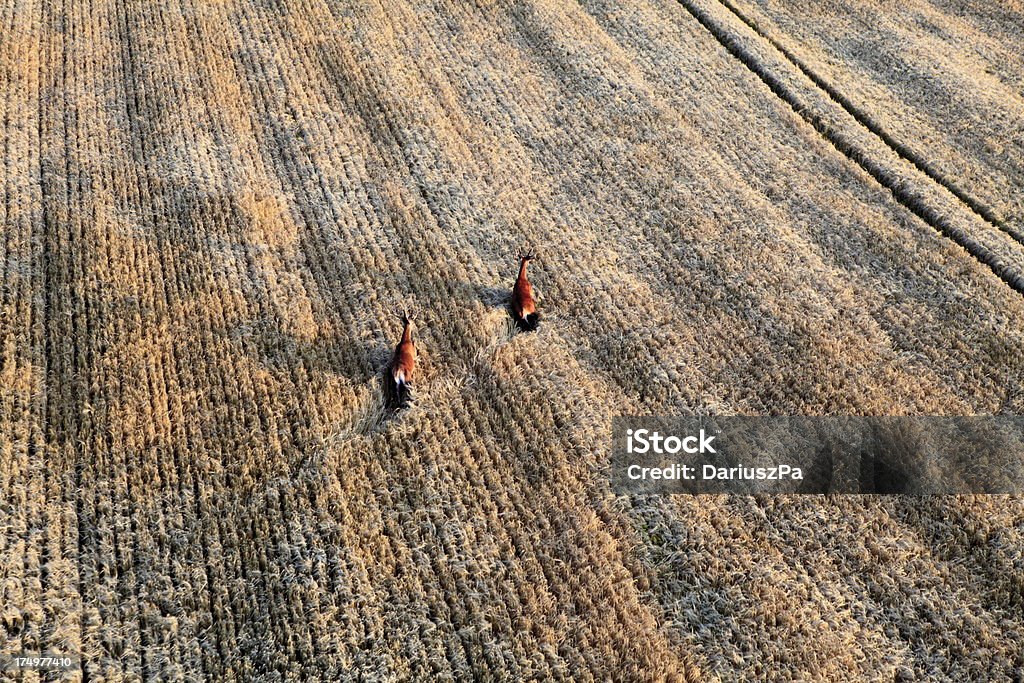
[1,0,1023,680]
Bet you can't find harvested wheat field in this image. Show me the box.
[2,0,1024,679]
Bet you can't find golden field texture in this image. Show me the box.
[1,0,1023,680]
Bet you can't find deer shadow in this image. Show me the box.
[233,318,391,386]
[450,280,511,309]
[452,280,542,333]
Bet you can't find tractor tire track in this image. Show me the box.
[671,0,1024,296]
[716,0,1019,241]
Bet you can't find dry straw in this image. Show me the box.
[1,0,1022,679]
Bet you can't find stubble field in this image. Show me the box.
[2,0,1024,680]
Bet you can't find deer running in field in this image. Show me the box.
[388,310,416,409]
[510,253,540,332]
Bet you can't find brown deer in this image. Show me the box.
[510,254,540,332]
[388,310,416,408]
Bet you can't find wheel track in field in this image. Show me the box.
[672,0,1024,296]
[716,0,1018,240]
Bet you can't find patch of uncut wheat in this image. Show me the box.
[66,17,307,683]
[70,7,213,680]
[448,333,679,675]
[86,11,428,681]
[931,0,1024,79]
[55,0,251,677]
[84,0,419,675]
[38,3,184,679]
[641,494,1024,679]
[0,0,55,669]
[629,495,899,680]
[897,496,1024,618]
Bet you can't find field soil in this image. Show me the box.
[2,0,1023,680]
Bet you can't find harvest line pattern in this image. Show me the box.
[2,0,1024,680]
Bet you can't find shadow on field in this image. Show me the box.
[899,496,1024,615]
[232,319,391,384]
[452,280,541,335]
[451,280,510,309]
